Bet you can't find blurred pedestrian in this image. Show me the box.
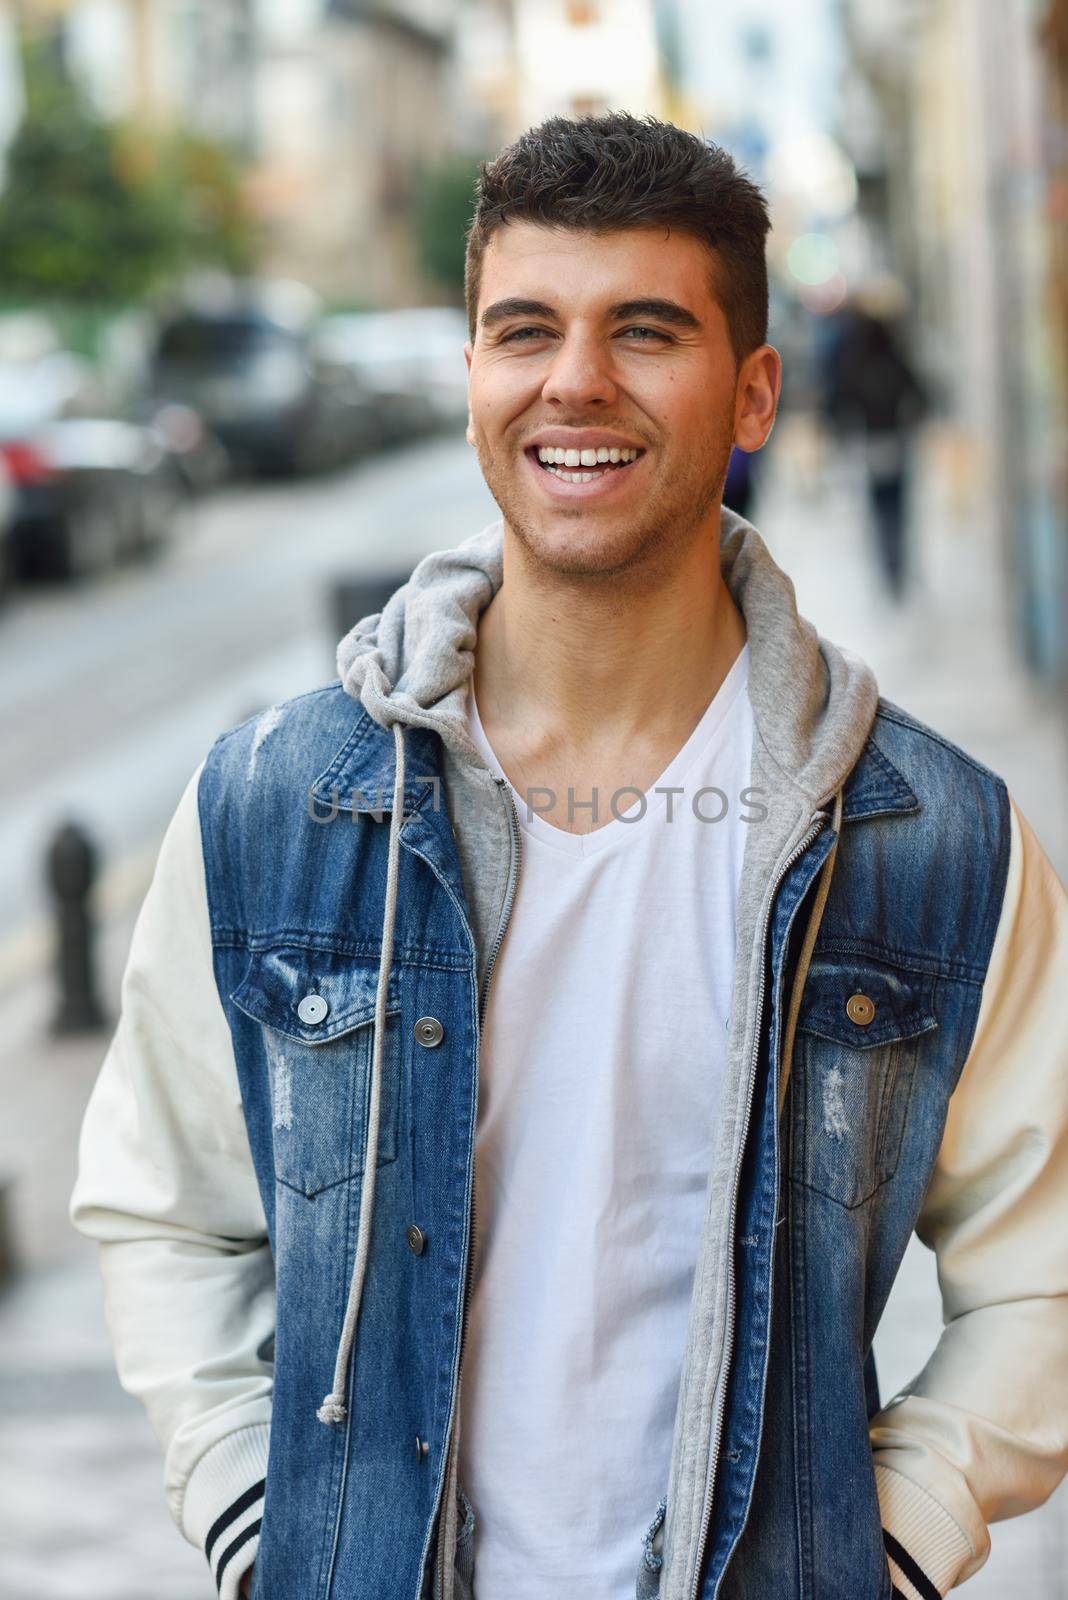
[822,283,926,598]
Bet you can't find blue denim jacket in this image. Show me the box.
[192,517,1010,1600]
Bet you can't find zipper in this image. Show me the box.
[477,779,524,1032]
[688,812,826,1600]
[436,776,522,1600]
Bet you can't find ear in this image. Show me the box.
[734,345,782,452]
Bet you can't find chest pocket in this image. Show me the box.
[787,952,938,1209]
[231,947,402,1199]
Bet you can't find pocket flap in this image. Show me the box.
[795,954,937,1051]
[231,947,397,1044]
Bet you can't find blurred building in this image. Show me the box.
[512,0,663,127]
[1,0,259,148]
[653,0,841,175]
[0,0,522,306]
[251,0,455,304]
[840,0,1068,695]
[450,0,518,151]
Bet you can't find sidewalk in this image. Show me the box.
[0,930,210,1598]
[1,426,1066,1597]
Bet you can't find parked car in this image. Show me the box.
[136,399,231,495]
[0,320,189,582]
[150,280,377,475]
[311,306,470,447]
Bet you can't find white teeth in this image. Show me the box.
[536,444,641,475]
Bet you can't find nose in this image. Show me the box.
[541,331,618,410]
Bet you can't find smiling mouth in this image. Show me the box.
[529,444,644,484]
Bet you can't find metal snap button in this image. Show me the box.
[845,992,876,1026]
[414,1015,444,1048]
[415,1435,429,1461]
[297,994,329,1026]
[406,1223,427,1256]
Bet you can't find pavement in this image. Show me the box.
[1,421,1066,1598]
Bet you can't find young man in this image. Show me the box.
[70,114,1068,1600]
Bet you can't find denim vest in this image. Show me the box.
[198,683,1010,1600]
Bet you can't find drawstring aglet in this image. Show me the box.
[317,1393,348,1425]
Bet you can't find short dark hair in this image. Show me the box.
[465,111,771,363]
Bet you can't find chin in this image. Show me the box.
[514,509,665,580]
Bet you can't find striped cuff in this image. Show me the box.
[182,1423,270,1599]
[876,1463,973,1599]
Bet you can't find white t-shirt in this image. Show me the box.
[458,644,755,1598]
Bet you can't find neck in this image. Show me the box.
[473,512,748,765]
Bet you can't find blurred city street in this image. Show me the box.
[1,0,1067,1595]
[0,430,497,960]
[1,424,1066,1597]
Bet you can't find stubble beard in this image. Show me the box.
[471,417,738,589]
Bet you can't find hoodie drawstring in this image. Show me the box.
[777,786,844,1121]
[317,720,407,1426]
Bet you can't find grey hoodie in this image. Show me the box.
[334,507,878,1600]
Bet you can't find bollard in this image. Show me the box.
[46,820,108,1036]
[0,1177,15,1290]
[330,572,412,656]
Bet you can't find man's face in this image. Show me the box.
[465,222,776,579]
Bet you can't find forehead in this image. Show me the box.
[477,221,721,320]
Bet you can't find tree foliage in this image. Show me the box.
[412,156,482,297]
[0,32,259,304]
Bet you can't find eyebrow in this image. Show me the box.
[480,298,556,329]
[479,296,703,331]
[610,298,702,329]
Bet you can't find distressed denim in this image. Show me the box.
[198,687,1009,1600]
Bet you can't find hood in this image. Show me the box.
[336,509,879,808]
[318,508,878,1466]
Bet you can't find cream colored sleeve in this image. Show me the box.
[69,762,272,1600]
[871,791,1068,1597]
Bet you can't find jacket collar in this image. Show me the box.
[309,711,444,816]
[839,730,919,822]
[309,700,919,825]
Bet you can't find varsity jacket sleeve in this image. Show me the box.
[870,790,1068,1598]
[68,762,273,1600]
